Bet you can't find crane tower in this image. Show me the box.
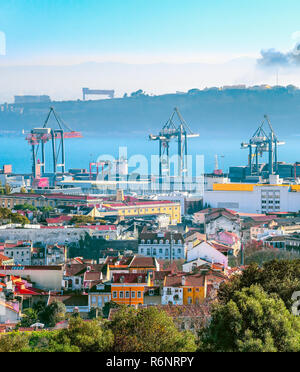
[149,107,199,189]
[241,115,285,176]
[25,107,82,178]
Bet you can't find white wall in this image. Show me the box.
[204,186,300,214]
[0,227,118,245]
[138,242,186,260]
[206,216,240,236]
[162,287,183,305]
[187,242,228,267]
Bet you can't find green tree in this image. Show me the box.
[40,301,66,327]
[102,301,120,319]
[199,285,300,352]
[40,206,54,213]
[108,306,197,352]
[0,207,13,219]
[11,213,30,225]
[245,249,300,265]
[23,330,80,352]
[14,203,37,211]
[56,317,113,352]
[70,215,95,225]
[88,306,102,319]
[0,331,29,352]
[4,183,11,195]
[218,260,300,309]
[20,308,38,327]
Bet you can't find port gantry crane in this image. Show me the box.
[26,107,82,178]
[149,107,199,189]
[241,114,285,176]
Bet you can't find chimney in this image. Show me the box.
[181,276,186,286]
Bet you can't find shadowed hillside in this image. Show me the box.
[1,86,299,139]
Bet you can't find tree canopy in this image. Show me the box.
[107,306,197,352]
[199,284,300,352]
[218,260,300,309]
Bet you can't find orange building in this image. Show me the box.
[128,256,159,274]
[111,273,151,307]
[181,274,206,305]
[105,255,159,280]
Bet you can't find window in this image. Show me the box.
[137,291,142,298]
[119,291,124,298]
[131,291,135,298]
[113,291,117,299]
[188,297,192,304]
[188,288,192,292]
[92,296,96,304]
[125,291,130,298]
[149,289,154,296]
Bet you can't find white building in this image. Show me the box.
[0,225,118,245]
[0,296,20,323]
[204,183,300,214]
[162,275,183,305]
[186,241,228,267]
[182,258,213,273]
[138,230,186,260]
[205,213,241,237]
[4,242,32,265]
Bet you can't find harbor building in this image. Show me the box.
[204,179,300,214]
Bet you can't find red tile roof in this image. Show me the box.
[11,193,100,201]
[129,256,156,268]
[78,225,116,231]
[48,294,89,307]
[65,264,104,277]
[46,215,72,224]
[0,253,11,262]
[0,265,62,271]
[153,270,172,281]
[84,271,102,281]
[208,241,233,252]
[112,273,148,284]
[164,275,183,287]
[104,200,176,207]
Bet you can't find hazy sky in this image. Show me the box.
[1,0,300,100]
[1,0,300,64]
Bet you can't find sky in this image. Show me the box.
[1,0,300,100]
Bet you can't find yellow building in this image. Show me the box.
[88,282,111,310]
[181,275,206,305]
[111,273,151,307]
[102,200,181,225]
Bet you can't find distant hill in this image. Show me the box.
[1,86,300,139]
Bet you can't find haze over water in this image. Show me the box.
[1,133,299,176]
